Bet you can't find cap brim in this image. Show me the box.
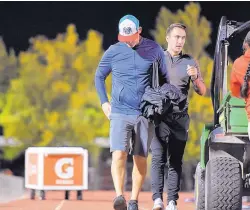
[118,32,139,42]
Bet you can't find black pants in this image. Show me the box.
[151,113,189,203]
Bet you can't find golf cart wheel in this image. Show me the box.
[30,189,35,200]
[65,191,70,200]
[194,162,205,210]
[205,157,242,210]
[77,190,82,200]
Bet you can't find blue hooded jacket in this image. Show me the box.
[95,37,169,115]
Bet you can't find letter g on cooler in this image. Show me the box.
[54,158,74,179]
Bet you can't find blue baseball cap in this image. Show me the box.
[118,14,140,42]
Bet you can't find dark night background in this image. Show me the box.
[0,1,250,190]
[0,1,250,60]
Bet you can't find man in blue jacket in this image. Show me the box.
[95,14,169,210]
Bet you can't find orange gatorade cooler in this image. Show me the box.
[25,147,88,200]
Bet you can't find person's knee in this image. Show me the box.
[112,150,127,162]
[151,149,166,163]
[152,155,166,168]
[151,146,162,155]
[133,155,147,162]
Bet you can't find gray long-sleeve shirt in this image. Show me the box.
[164,51,206,113]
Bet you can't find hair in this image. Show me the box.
[243,39,250,54]
[166,23,187,36]
[240,63,250,98]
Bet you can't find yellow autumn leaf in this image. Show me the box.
[70,92,85,109]
[52,81,71,93]
[47,111,59,128]
[85,30,103,57]
[38,130,54,146]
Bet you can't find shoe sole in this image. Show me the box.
[113,199,127,210]
[153,206,164,210]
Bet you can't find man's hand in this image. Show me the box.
[102,102,111,119]
[187,65,198,80]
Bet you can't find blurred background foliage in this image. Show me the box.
[0,2,226,161]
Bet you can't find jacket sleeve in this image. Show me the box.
[191,60,206,96]
[230,62,241,98]
[94,47,112,105]
[158,47,170,84]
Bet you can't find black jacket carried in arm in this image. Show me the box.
[140,62,185,123]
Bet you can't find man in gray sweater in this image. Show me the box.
[151,23,206,210]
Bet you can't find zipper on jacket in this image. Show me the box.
[134,51,139,99]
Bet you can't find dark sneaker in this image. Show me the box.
[113,195,127,210]
[128,200,138,210]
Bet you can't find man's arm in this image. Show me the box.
[158,47,170,84]
[230,63,241,98]
[191,61,206,96]
[95,47,113,104]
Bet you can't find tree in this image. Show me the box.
[0,38,18,111]
[151,2,214,160]
[0,25,111,159]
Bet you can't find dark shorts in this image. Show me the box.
[109,113,154,157]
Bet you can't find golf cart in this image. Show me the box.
[194,16,250,210]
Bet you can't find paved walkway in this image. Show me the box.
[0,191,195,210]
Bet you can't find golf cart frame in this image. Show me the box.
[195,16,250,210]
